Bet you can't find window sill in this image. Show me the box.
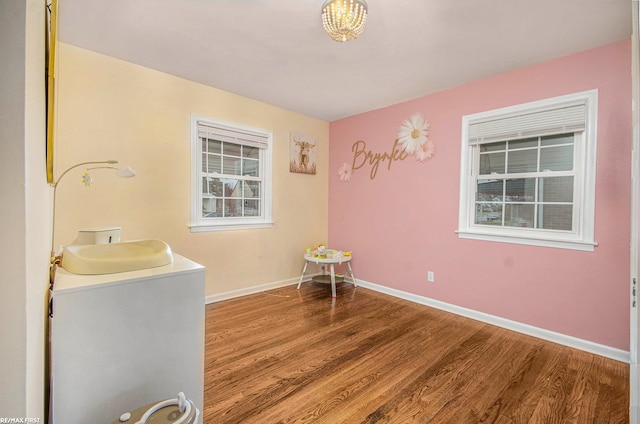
[190,221,274,233]
[456,229,597,252]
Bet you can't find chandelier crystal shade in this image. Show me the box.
[322,0,368,42]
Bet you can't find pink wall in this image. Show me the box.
[328,40,632,351]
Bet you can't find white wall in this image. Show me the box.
[24,0,50,417]
[0,0,28,413]
[0,0,50,419]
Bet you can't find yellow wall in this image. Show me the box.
[55,43,329,296]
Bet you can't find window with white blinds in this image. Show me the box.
[191,115,273,232]
[458,90,598,251]
[468,101,586,145]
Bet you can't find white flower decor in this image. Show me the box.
[415,139,436,162]
[82,171,93,187]
[397,113,429,155]
[338,162,353,182]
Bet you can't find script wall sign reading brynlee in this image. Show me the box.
[338,113,436,181]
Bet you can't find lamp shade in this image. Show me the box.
[116,166,136,178]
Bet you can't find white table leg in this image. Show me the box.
[347,262,357,287]
[297,261,308,289]
[330,264,336,298]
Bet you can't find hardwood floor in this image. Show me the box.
[204,282,629,423]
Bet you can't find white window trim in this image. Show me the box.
[190,115,273,232]
[457,90,599,251]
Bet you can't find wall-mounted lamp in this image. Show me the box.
[50,160,136,266]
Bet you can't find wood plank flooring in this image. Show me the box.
[204,282,629,423]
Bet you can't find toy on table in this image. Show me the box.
[305,244,350,260]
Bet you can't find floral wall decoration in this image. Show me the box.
[338,113,435,181]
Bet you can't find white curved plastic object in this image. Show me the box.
[61,239,173,274]
[134,392,192,424]
[177,392,187,412]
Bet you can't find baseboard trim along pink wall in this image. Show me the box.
[328,39,632,352]
[356,279,629,363]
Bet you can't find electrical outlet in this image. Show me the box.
[427,271,435,282]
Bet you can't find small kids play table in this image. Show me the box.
[297,251,357,298]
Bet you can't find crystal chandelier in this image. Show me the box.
[321,0,368,43]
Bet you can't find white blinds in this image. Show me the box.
[468,101,587,145]
[197,120,269,149]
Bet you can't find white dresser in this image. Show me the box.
[51,253,205,424]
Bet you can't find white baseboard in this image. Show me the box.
[356,279,630,364]
[632,364,639,424]
[205,275,318,303]
[205,276,630,363]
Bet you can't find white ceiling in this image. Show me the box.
[58,0,632,122]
